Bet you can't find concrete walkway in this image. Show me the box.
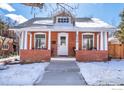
[34,61,87,85]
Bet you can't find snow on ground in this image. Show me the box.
[0,56,20,62]
[0,62,49,85]
[77,60,124,85]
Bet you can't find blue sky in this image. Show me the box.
[0,3,124,26]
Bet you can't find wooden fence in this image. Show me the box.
[108,44,124,59]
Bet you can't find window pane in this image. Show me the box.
[2,44,9,50]
[83,35,93,50]
[35,34,46,49]
[58,17,69,23]
[60,36,66,46]
[36,34,45,38]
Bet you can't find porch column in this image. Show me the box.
[29,33,32,49]
[104,32,108,50]
[76,31,79,50]
[48,30,51,50]
[24,31,28,49]
[100,31,104,50]
[20,31,24,49]
[97,33,99,50]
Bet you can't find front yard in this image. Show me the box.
[0,58,124,85]
[0,62,49,85]
[77,60,124,85]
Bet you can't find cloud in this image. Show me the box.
[5,14,28,24]
[0,3,15,12]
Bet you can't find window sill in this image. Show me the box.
[2,49,9,50]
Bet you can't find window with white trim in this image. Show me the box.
[35,34,46,49]
[57,17,70,23]
[82,33,94,50]
[2,44,9,50]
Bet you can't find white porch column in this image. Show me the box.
[104,32,108,50]
[97,33,99,50]
[100,31,104,50]
[76,31,79,50]
[48,30,51,50]
[24,31,28,49]
[29,33,32,49]
[20,31,24,49]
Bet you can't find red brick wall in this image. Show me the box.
[32,32,34,49]
[51,32,58,56]
[76,50,108,62]
[68,32,76,56]
[79,32,82,50]
[94,33,97,49]
[20,49,51,62]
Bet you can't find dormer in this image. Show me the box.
[56,16,71,23]
[53,11,75,26]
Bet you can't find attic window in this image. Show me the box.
[57,17,69,23]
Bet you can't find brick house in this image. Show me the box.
[11,11,115,62]
[0,36,14,56]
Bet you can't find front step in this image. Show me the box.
[51,57,76,62]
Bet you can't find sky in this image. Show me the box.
[0,3,124,27]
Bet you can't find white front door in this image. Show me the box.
[57,33,68,56]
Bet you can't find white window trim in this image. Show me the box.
[2,44,9,50]
[56,16,71,23]
[82,33,95,50]
[34,33,46,49]
[97,33,100,50]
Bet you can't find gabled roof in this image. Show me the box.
[53,10,75,18]
[12,17,115,30]
[14,18,52,28]
[76,18,113,28]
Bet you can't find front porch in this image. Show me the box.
[19,30,108,62]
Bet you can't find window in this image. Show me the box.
[2,44,9,50]
[35,34,46,49]
[60,36,66,46]
[57,17,69,23]
[82,34,94,50]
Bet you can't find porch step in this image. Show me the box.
[51,57,76,62]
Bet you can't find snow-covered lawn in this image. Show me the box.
[0,62,49,85]
[77,60,124,85]
[0,56,19,62]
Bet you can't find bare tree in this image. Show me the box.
[115,9,124,44]
[23,3,79,18]
[0,15,16,57]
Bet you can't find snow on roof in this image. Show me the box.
[33,20,53,25]
[32,18,114,28]
[13,17,115,30]
[75,18,114,28]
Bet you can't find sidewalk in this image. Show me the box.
[34,61,87,85]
